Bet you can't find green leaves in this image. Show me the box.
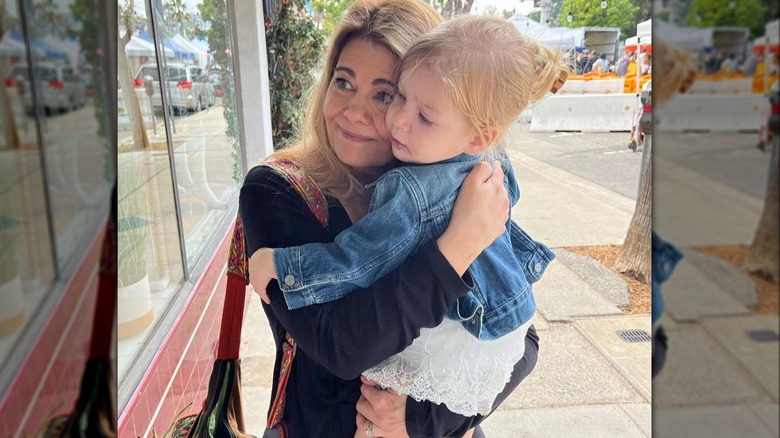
[266,0,325,150]
[311,0,356,36]
[558,0,640,39]
[686,0,768,38]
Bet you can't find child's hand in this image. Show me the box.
[248,248,277,304]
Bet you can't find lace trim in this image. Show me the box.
[362,319,532,416]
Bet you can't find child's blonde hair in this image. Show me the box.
[653,38,697,105]
[399,15,569,146]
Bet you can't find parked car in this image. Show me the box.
[134,62,217,115]
[7,61,87,115]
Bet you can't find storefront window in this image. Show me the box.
[117,0,243,394]
[0,0,111,387]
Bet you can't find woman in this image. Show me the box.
[239,1,540,436]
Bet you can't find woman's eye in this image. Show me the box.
[334,78,353,90]
[418,112,433,126]
[376,91,393,105]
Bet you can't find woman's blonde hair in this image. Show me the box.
[270,0,442,200]
[399,15,569,147]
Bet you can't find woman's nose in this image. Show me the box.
[343,95,372,125]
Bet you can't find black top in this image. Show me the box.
[239,165,539,437]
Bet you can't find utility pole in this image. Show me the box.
[539,0,551,26]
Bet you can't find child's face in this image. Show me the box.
[385,67,481,164]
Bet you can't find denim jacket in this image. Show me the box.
[652,232,684,329]
[273,152,555,340]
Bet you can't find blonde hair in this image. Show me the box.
[269,0,442,200]
[399,15,569,147]
[653,38,697,105]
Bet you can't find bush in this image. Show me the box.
[266,0,326,150]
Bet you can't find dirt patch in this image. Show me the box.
[563,245,651,315]
[692,245,779,315]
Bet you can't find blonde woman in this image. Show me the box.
[247,14,568,434]
[240,2,539,437]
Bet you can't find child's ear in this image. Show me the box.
[466,127,499,154]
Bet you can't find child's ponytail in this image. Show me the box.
[529,43,570,104]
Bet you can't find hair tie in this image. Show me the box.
[550,70,568,94]
[679,69,697,94]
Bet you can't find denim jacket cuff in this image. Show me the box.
[273,246,315,309]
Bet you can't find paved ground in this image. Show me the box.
[238,125,778,437]
[652,132,779,438]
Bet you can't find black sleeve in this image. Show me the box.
[239,166,474,380]
[405,326,540,438]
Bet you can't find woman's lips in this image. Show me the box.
[340,126,371,142]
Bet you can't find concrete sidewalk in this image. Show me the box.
[651,134,779,438]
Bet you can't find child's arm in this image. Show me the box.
[268,171,426,310]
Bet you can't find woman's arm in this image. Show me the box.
[239,161,509,380]
[356,326,540,438]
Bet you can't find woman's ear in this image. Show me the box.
[467,127,499,154]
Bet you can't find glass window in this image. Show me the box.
[0,0,111,390]
[117,0,244,404]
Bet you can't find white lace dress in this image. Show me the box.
[362,317,532,416]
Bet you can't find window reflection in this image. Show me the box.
[0,0,110,379]
[117,0,243,389]
[24,0,113,271]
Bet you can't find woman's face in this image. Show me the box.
[324,37,398,174]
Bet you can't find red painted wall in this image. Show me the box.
[118,228,241,438]
[0,227,105,437]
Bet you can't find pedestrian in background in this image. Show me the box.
[616,48,632,77]
[592,53,609,74]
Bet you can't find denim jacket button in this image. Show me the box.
[284,275,295,286]
[534,262,542,273]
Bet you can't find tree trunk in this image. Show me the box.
[441,0,474,17]
[117,28,149,151]
[744,138,779,282]
[615,149,652,283]
[0,50,21,150]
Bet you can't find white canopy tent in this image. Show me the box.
[0,34,27,57]
[636,19,651,41]
[653,20,711,51]
[124,35,174,58]
[0,32,46,58]
[171,34,208,67]
[509,16,578,51]
[763,19,779,46]
[42,36,80,66]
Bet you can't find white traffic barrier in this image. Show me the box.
[656,93,765,132]
[688,78,753,94]
[530,93,638,132]
[557,79,624,95]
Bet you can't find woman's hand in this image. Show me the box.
[355,377,410,438]
[247,248,277,304]
[437,160,509,275]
